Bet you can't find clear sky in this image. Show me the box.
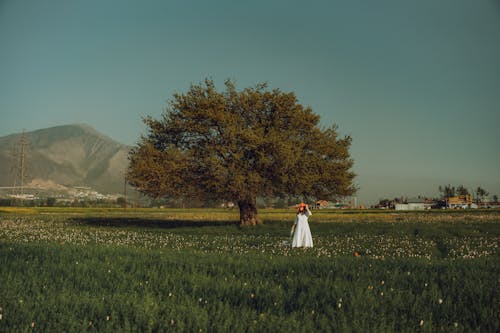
[1,0,499,205]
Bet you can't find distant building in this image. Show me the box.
[447,195,474,209]
[313,200,353,209]
[8,194,38,200]
[314,200,329,209]
[221,201,235,209]
[395,197,427,211]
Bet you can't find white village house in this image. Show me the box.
[395,197,427,211]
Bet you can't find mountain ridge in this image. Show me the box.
[0,124,131,194]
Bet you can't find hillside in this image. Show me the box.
[0,124,131,194]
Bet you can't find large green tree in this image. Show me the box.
[127,79,356,225]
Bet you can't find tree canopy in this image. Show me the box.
[127,79,356,225]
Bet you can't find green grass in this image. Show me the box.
[0,209,499,332]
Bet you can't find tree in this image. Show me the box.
[439,185,455,199]
[127,79,356,225]
[456,185,469,196]
[116,196,127,208]
[46,197,56,207]
[475,187,489,203]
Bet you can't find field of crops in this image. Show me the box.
[0,208,499,332]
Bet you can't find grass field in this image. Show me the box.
[0,208,499,332]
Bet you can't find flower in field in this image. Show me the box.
[419,320,424,326]
[168,292,172,297]
[438,298,443,304]
[31,322,35,328]
[380,280,385,286]
[250,293,255,298]
[0,314,2,320]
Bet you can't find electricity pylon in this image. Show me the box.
[11,130,30,200]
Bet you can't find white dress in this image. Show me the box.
[292,210,313,248]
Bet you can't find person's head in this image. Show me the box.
[297,202,306,214]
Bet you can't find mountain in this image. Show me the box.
[0,124,131,194]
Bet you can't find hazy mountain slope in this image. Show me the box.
[0,124,131,194]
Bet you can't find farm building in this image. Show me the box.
[395,197,427,211]
[312,200,353,209]
[314,200,329,209]
[447,195,477,209]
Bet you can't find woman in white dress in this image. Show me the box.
[291,203,313,248]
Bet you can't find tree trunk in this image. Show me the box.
[238,198,259,226]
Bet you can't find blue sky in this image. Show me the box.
[1,0,499,205]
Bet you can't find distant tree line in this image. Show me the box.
[0,197,129,208]
[148,195,305,209]
[438,184,496,203]
[375,184,498,209]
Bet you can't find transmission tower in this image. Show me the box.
[11,130,30,200]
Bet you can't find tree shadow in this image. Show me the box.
[70,217,240,229]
